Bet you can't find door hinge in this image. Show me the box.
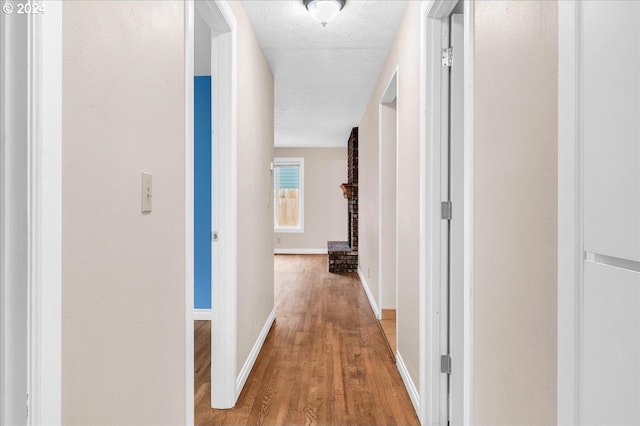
[440,354,452,375]
[442,47,453,67]
[211,231,219,242]
[441,201,452,220]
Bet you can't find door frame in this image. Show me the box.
[378,69,398,322]
[557,2,582,425]
[186,0,238,413]
[0,1,63,424]
[419,0,474,424]
[0,1,237,423]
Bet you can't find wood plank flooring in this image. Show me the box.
[194,254,420,425]
[380,310,397,356]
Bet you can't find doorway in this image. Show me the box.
[194,7,213,322]
[442,9,465,426]
[187,0,238,414]
[1,8,29,425]
[379,71,398,356]
[0,2,62,423]
[420,1,472,424]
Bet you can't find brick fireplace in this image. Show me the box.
[328,127,358,273]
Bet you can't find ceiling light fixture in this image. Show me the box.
[304,0,346,27]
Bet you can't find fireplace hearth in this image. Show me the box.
[328,127,358,273]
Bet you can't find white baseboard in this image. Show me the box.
[274,248,328,255]
[235,308,276,398]
[357,266,381,319]
[194,308,212,321]
[396,351,421,417]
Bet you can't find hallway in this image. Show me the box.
[195,255,419,425]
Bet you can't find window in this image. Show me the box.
[274,158,304,232]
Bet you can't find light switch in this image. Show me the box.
[142,172,152,213]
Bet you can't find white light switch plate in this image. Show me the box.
[142,172,152,213]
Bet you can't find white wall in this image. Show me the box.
[359,1,422,387]
[274,147,347,251]
[360,3,558,420]
[473,2,558,425]
[62,1,186,424]
[381,100,397,310]
[61,2,274,422]
[228,0,275,378]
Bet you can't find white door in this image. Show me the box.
[582,2,640,424]
[560,2,640,425]
[0,4,29,425]
[441,11,464,425]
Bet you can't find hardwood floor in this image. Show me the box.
[195,254,420,425]
[379,309,397,357]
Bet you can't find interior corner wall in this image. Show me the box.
[61,1,186,424]
[274,147,348,251]
[358,1,422,387]
[473,2,558,425]
[227,1,275,377]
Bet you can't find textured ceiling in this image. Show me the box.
[242,0,408,147]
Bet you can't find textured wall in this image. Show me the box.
[358,1,421,385]
[228,0,276,377]
[62,1,186,423]
[274,147,347,250]
[473,2,558,425]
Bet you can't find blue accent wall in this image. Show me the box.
[194,76,212,309]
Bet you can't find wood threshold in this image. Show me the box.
[382,308,396,320]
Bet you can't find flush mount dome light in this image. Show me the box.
[304,0,346,27]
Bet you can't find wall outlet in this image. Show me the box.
[276,237,281,244]
[367,267,370,279]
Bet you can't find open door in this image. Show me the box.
[442,11,464,426]
[422,2,471,424]
[191,0,238,410]
[0,7,29,425]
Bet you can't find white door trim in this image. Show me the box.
[29,4,63,423]
[419,0,474,424]
[0,1,64,423]
[557,2,582,425]
[0,8,5,421]
[461,3,475,422]
[188,0,238,411]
